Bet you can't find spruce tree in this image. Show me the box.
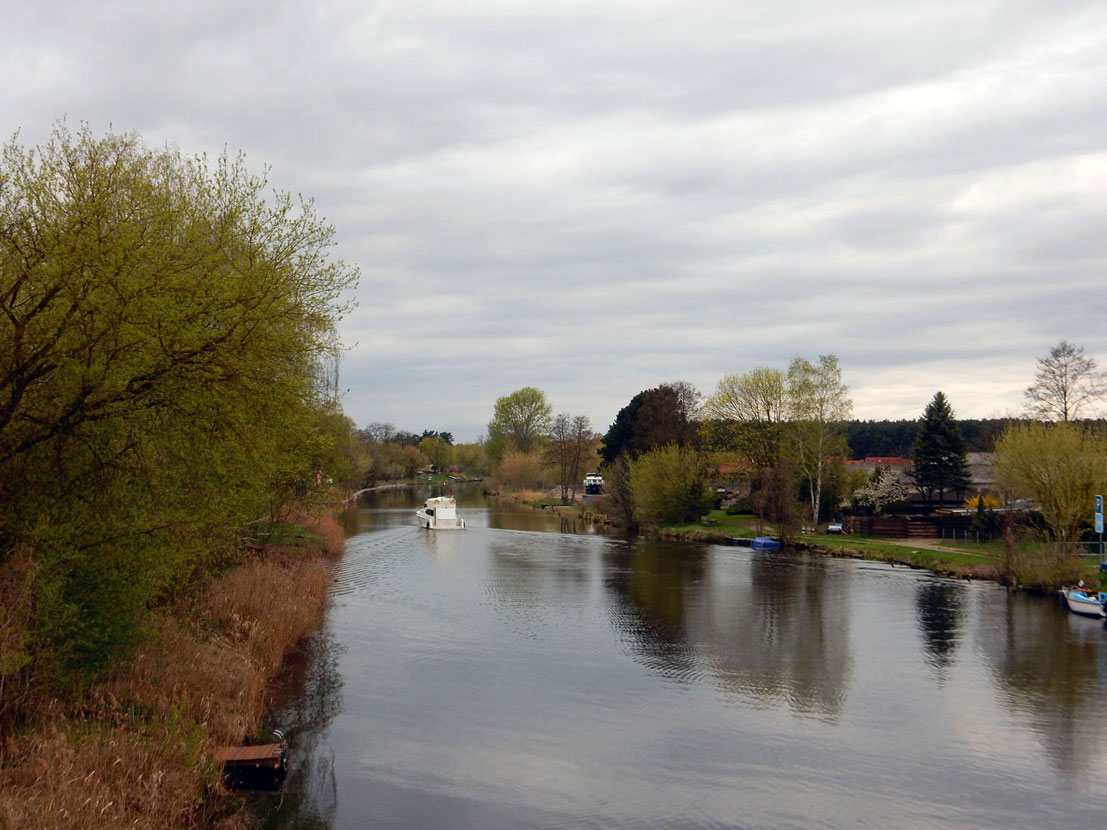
[911,392,971,512]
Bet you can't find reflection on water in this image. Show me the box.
[603,544,851,718]
[976,589,1107,780]
[916,580,965,675]
[256,630,344,829]
[262,486,1107,829]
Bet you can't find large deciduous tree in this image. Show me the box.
[993,421,1107,552]
[701,367,786,467]
[0,125,357,687]
[547,414,594,505]
[1025,341,1105,422]
[910,392,971,512]
[487,387,553,455]
[786,355,851,524]
[600,385,688,464]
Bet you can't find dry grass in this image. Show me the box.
[0,714,231,830]
[1005,552,1089,590]
[0,524,336,830]
[273,509,345,557]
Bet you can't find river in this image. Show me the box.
[257,486,1107,829]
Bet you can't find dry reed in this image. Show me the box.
[0,525,335,830]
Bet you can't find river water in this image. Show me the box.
[258,486,1107,829]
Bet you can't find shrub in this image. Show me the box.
[629,444,713,526]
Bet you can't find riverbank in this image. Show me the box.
[0,511,343,830]
[473,488,1091,592]
[655,513,1094,589]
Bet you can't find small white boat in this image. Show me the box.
[416,496,465,530]
[1059,586,1106,618]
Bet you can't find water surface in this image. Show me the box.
[261,487,1107,829]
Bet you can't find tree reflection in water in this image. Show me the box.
[604,541,852,719]
[915,580,965,678]
[977,589,1107,781]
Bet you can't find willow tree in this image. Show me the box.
[0,125,357,686]
[701,367,786,468]
[993,421,1107,552]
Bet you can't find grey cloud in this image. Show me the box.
[3,0,1107,438]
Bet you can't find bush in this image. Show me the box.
[629,444,713,526]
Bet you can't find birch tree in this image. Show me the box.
[1025,341,1105,422]
[786,355,852,525]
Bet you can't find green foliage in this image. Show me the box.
[786,354,851,523]
[601,385,689,464]
[628,444,713,526]
[487,387,553,456]
[453,442,490,476]
[602,456,638,529]
[418,434,455,470]
[0,125,357,687]
[911,392,971,511]
[845,418,1016,458]
[993,421,1107,551]
[701,367,786,467]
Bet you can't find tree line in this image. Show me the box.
[480,339,1107,559]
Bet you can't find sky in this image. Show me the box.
[4,0,1107,441]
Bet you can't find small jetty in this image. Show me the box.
[214,742,287,790]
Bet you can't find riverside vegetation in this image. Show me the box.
[0,126,359,827]
[478,375,1107,592]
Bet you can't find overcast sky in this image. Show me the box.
[5,0,1106,440]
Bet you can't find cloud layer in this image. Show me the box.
[5,0,1107,438]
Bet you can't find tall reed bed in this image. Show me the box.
[0,520,339,829]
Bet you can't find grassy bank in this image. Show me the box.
[803,534,1003,580]
[652,510,1095,589]
[803,533,1097,588]
[0,511,343,830]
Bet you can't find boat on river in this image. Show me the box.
[1059,586,1106,618]
[416,496,465,530]
[750,536,782,551]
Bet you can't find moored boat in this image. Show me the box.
[416,496,465,530]
[1059,585,1106,618]
[750,536,782,551]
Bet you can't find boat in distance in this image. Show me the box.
[416,496,465,530]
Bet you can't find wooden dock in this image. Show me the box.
[214,743,285,768]
[214,743,287,790]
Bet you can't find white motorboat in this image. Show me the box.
[416,496,465,530]
[1059,586,1106,618]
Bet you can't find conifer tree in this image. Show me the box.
[911,392,971,512]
